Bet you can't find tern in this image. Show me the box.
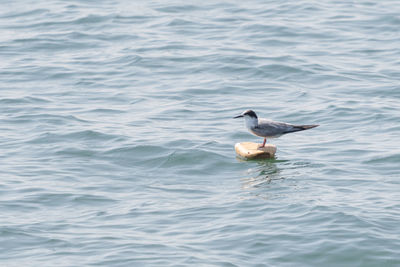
[234,110,319,147]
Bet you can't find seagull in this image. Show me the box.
[234,109,319,147]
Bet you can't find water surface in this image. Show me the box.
[1,1,400,266]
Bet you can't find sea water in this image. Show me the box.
[1,1,400,266]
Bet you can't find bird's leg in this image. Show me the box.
[259,138,266,148]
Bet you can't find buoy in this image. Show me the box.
[235,142,276,159]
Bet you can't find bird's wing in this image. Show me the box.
[256,119,296,136]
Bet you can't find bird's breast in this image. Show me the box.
[250,127,281,138]
[250,127,268,137]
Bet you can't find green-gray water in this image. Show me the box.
[1,1,400,266]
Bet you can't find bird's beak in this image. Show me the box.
[233,114,243,119]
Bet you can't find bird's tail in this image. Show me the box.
[282,124,319,134]
[296,124,319,130]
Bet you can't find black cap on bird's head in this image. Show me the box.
[233,109,258,119]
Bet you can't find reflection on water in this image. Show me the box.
[240,158,312,200]
[241,160,283,189]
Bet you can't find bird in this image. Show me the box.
[234,109,319,148]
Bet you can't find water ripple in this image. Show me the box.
[1,0,400,266]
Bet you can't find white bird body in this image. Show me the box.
[234,110,318,147]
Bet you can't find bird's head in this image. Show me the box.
[233,109,258,119]
[233,110,258,129]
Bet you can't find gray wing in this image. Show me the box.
[256,119,318,137]
[256,119,297,136]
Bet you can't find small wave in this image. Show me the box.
[0,96,51,104]
[0,8,48,19]
[364,153,400,164]
[4,114,89,127]
[28,130,125,147]
[20,192,116,207]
